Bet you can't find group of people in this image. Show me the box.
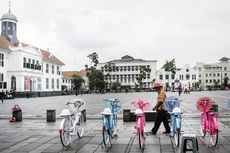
[0,90,14,103]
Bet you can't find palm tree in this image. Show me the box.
[162,59,176,89]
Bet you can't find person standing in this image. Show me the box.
[0,90,4,103]
[150,82,170,135]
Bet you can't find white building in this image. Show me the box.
[62,70,88,91]
[0,6,64,93]
[156,64,199,90]
[97,55,157,90]
[195,57,230,89]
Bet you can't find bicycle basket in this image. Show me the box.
[132,98,149,111]
[196,97,213,112]
[104,97,122,113]
[164,96,181,113]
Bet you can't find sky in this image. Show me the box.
[0,0,230,70]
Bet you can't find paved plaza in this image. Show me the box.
[0,91,230,153]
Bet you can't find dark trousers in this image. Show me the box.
[151,110,170,134]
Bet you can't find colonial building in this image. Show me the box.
[97,55,157,90]
[195,57,230,89]
[156,64,199,90]
[62,70,88,91]
[0,5,64,93]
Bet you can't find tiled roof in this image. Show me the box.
[40,49,65,66]
[219,57,230,61]
[0,36,14,51]
[62,70,87,78]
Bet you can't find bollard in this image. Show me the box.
[47,109,56,122]
[123,109,131,122]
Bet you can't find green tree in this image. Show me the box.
[85,52,99,76]
[104,61,118,90]
[223,77,229,87]
[111,82,121,92]
[162,59,176,88]
[72,74,85,95]
[136,66,151,88]
[88,70,105,93]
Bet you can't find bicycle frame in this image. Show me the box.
[136,114,145,134]
[202,107,218,134]
[170,112,181,134]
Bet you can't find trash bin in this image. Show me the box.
[12,105,22,122]
[212,104,218,112]
[123,109,130,122]
[47,109,56,122]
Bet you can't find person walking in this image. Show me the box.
[150,82,170,135]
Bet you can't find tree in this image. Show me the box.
[111,82,121,92]
[162,59,176,88]
[223,77,229,87]
[136,66,151,88]
[72,74,85,95]
[88,70,105,93]
[85,52,99,76]
[104,61,118,90]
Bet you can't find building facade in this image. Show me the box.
[195,57,230,89]
[0,6,64,93]
[97,55,157,90]
[156,64,199,90]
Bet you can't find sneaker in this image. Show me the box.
[149,131,156,135]
[163,131,170,134]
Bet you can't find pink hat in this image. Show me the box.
[153,82,163,88]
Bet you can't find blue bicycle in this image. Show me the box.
[164,96,182,147]
[101,98,121,147]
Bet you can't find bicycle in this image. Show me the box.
[164,96,182,147]
[59,100,85,146]
[101,97,121,147]
[197,97,218,147]
[132,98,149,149]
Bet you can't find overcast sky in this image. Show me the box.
[1,0,230,70]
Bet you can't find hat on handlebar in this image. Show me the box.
[153,82,163,88]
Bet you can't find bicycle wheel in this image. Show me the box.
[60,118,72,146]
[102,126,111,147]
[209,116,218,147]
[174,130,180,147]
[138,129,144,149]
[77,114,85,138]
[200,113,206,137]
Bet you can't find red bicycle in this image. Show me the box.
[197,97,219,147]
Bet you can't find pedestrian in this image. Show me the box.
[0,90,4,103]
[150,82,170,135]
[178,84,182,96]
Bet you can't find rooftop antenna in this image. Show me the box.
[8,1,12,13]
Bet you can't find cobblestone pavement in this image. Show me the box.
[0,118,230,153]
[0,91,230,152]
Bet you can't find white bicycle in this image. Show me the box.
[59,100,85,146]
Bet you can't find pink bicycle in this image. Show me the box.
[197,97,218,147]
[132,98,149,149]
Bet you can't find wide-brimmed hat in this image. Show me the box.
[153,82,163,88]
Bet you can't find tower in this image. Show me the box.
[1,1,19,45]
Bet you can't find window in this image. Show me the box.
[159,75,163,80]
[186,74,190,80]
[0,53,4,67]
[206,80,208,83]
[224,67,227,71]
[206,74,208,77]
[57,66,60,75]
[57,79,59,89]
[192,75,196,80]
[217,73,220,77]
[52,78,54,89]
[46,78,49,89]
[210,79,212,83]
[186,69,189,72]
[0,73,3,81]
[23,57,26,68]
[225,73,227,76]
[171,75,175,80]
[199,67,201,71]
[165,75,169,80]
[46,64,49,73]
[52,65,54,74]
